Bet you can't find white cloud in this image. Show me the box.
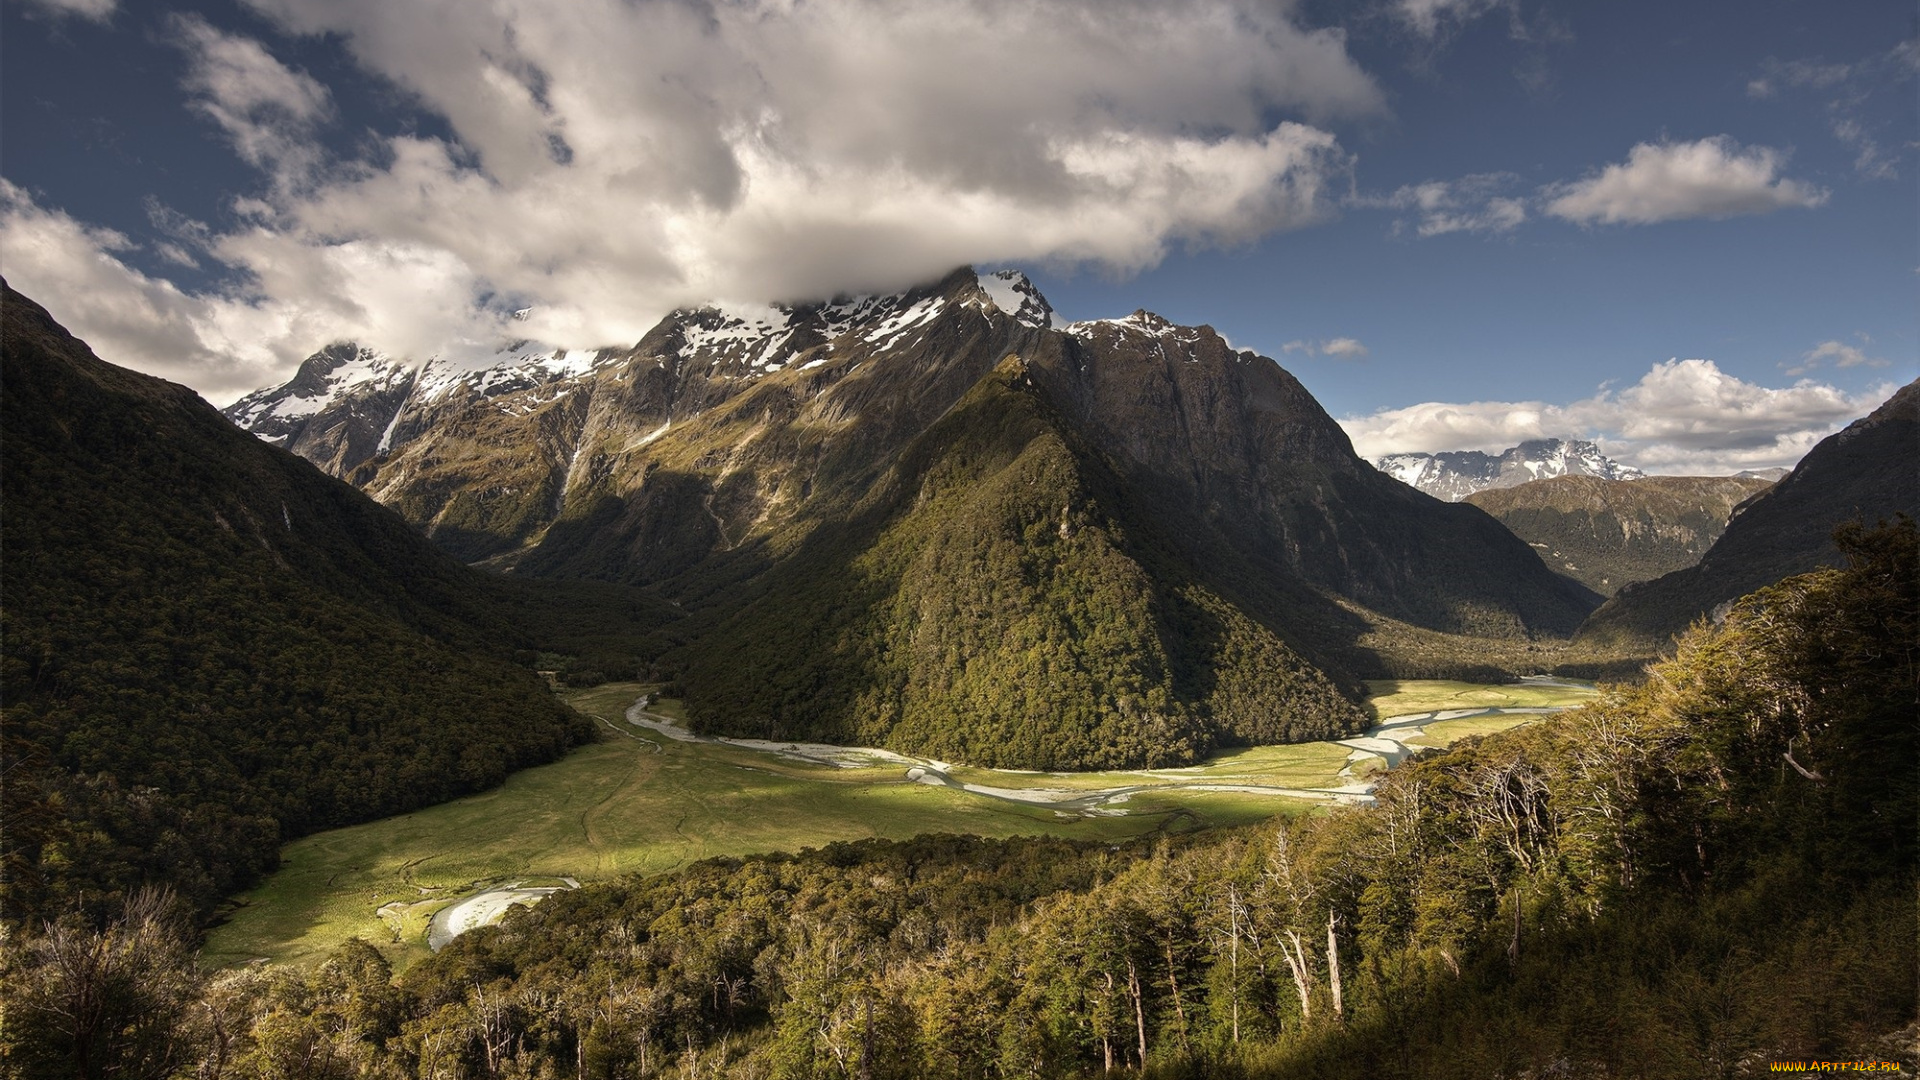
[1341,358,1896,474]
[1282,337,1368,360]
[1363,173,1526,236]
[1785,339,1890,375]
[0,182,262,400]
[172,15,332,185]
[15,0,114,22]
[0,182,502,404]
[1544,136,1827,225]
[31,0,1380,395]
[1748,45,1915,179]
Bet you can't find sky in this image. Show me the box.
[2,0,1912,474]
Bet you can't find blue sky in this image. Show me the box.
[2,0,1912,473]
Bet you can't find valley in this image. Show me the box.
[202,677,1594,970]
[4,273,1912,1078]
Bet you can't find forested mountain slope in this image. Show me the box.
[14,521,1907,1079]
[226,269,1599,767]
[1465,473,1774,595]
[1578,378,1918,649]
[0,282,594,926]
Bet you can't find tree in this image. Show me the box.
[0,889,204,1080]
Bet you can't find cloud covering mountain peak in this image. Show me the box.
[0,0,1382,403]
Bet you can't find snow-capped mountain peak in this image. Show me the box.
[222,267,1067,476]
[223,343,412,442]
[1374,438,1643,501]
[973,269,1060,330]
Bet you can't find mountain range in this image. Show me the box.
[1374,439,1644,501]
[1579,377,1918,648]
[223,267,1601,767]
[1464,474,1775,596]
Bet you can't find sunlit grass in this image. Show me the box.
[204,679,1589,971]
[1361,678,1598,720]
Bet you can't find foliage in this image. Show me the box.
[0,285,599,929]
[678,361,1367,769]
[17,520,1908,1078]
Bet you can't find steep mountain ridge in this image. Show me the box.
[1577,378,1919,649]
[1465,474,1775,595]
[1375,438,1644,501]
[227,268,1595,636]
[222,267,1602,767]
[677,355,1367,766]
[0,281,593,924]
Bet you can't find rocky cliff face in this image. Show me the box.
[1578,378,1919,650]
[1465,475,1775,596]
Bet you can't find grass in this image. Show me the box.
[1361,678,1599,720]
[203,679,1595,971]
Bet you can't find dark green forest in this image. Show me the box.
[0,285,676,928]
[8,521,1910,1079]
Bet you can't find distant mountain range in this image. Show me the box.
[1465,475,1775,596]
[224,267,1601,768]
[1579,377,1919,648]
[1374,439,1644,501]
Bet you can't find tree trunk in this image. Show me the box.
[1279,930,1312,1023]
[1127,959,1148,1066]
[859,995,873,1080]
[1229,889,1241,1044]
[1163,939,1190,1051]
[1327,912,1343,1020]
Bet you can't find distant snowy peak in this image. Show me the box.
[650,267,1062,376]
[1375,439,1644,501]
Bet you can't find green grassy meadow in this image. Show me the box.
[204,679,1596,971]
[1360,678,1598,719]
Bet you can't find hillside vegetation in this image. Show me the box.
[1465,474,1772,595]
[680,358,1365,768]
[0,283,612,928]
[9,521,1907,1079]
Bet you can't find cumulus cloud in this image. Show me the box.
[1358,140,1826,238]
[1283,337,1369,360]
[0,182,504,403]
[1544,136,1827,225]
[15,0,114,22]
[0,181,266,400]
[30,0,1381,397]
[1341,358,1895,474]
